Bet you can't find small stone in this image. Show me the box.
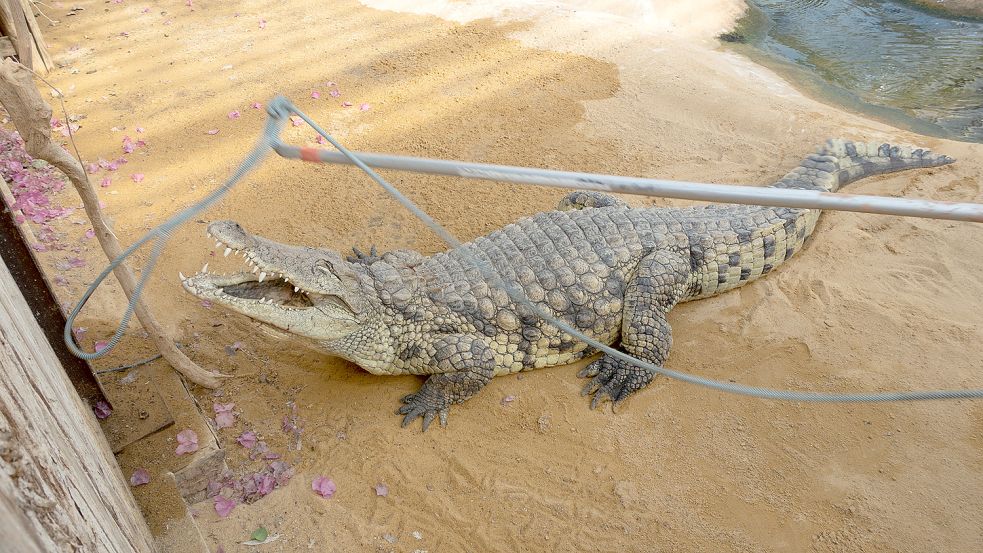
[383,534,397,544]
[412,531,423,540]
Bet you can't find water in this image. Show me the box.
[735,0,983,142]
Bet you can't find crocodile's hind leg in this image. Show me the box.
[557,190,628,211]
[579,249,689,409]
[397,335,496,431]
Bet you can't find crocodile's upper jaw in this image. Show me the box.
[181,222,361,342]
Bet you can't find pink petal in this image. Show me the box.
[341,101,353,108]
[359,103,371,111]
[315,135,326,145]
[93,400,112,419]
[215,411,235,429]
[94,340,108,352]
[311,91,321,99]
[200,299,212,308]
[100,177,111,188]
[289,116,303,127]
[205,129,219,135]
[86,162,100,174]
[329,89,340,98]
[250,102,262,109]
[374,483,389,497]
[258,19,266,29]
[72,326,87,341]
[175,429,199,455]
[130,468,151,486]
[135,126,145,133]
[228,110,241,120]
[84,229,95,239]
[214,495,237,518]
[312,476,336,498]
[326,81,336,87]
[501,395,515,406]
[131,173,144,183]
[141,7,149,12]
[214,402,235,413]
[237,430,258,449]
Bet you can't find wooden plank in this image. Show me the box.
[0,36,15,59]
[3,0,32,69]
[18,0,50,72]
[0,255,157,552]
[0,178,108,405]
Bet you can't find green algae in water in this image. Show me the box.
[732,0,983,142]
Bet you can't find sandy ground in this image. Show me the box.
[15,0,983,551]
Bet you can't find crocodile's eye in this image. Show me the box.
[313,259,333,276]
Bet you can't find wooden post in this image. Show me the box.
[0,255,157,552]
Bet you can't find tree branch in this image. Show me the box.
[0,59,223,388]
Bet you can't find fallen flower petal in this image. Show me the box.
[131,173,144,183]
[214,495,237,518]
[85,229,95,239]
[216,411,235,429]
[374,483,389,497]
[228,110,241,120]
[289,116,303,127]
[175,429,199,455]
[72,326,87,341]
[100,177,111,187]
[86,162,100,174]
[311,91,321,99]
[312,476,336,498]
[93,400,112,419]
[341,101,353,108]
[135,126,145,133]
[259,19,266,29]
[250,102,262,109]
[359,103,371,111]
[329,89,340,98]
[205,129,220,135]
[130,468,150,486]
[237,430,258,449]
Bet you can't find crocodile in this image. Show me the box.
[181,139,954,430]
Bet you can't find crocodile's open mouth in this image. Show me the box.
[179,223,360,341]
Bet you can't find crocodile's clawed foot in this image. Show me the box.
[346,245,381,265]
[397,391,450,431]
[578,356,656,410]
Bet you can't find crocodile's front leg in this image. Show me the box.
[398,335,495,431]
[580,249,690,409]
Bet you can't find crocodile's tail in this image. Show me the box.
[770,139,955,193]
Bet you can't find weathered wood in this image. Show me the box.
[0,256,157,552]
[0,36,15,59]
[0,59,224,388]
[17,0,51,72]
[0,0,33,69]
[0,180,108,404]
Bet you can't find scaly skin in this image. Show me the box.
[182,139,954,430]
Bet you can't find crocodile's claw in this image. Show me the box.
[346,245,381,265]
[397,392,450,431]
[578,356,656,410]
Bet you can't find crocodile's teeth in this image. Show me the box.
[202,263,209,273]
[179,271,186,281]
[259,272,267,282]
[253,266,259,274]
[215,240,222,248]
[224,247,232,257]
[294,286,300,293]
[284,276,289,283]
